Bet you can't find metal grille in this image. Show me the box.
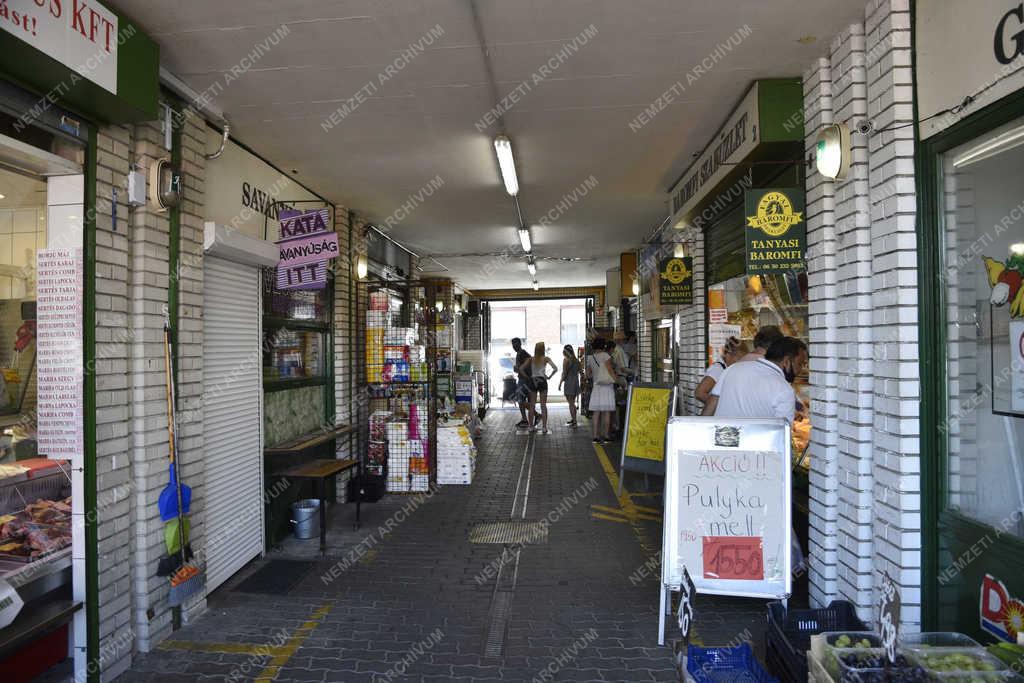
[469,522,548,545]
[483,591,513,658]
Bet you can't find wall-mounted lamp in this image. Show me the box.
[815,123,851,180]
[673,243,686,258]
[356,254,368,279]
[631,277,640,296]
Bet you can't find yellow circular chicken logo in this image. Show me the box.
[661,258,691,284]
[746,191,803,237]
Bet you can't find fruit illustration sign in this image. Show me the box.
[985,252,1024,411]
[981,574,1024,642]
[275,208,337,289]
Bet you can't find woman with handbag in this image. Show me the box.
[586,338,616,444]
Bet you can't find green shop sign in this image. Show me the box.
[0,0,159,123]
[658,256,693,305]
[744,187,806,274]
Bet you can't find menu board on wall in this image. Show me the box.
[36,249,84,464]
[662,416,792,598]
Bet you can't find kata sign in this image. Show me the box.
[744,187,806,274]
[0,0,119,94]
[658,257,693,305]
[275,208,337,289]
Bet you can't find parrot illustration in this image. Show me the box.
[985,254,1024,318]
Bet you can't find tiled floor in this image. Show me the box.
[115,407,772,682]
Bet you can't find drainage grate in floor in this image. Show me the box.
[469,521,548,545]
[483,591,514,658]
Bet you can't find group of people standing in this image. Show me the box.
[509,333,637,437]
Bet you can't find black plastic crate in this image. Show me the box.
[765,600,867,683]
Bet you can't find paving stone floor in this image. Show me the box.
[115,407,774,683]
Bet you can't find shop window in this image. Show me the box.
[940,115,1024,538]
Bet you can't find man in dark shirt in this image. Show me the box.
[511,338,533,427]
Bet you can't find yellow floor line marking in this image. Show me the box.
[254,603,332,682]
[592,443,641,517]
[633,504,661,515]
[590,503,631,516]
[160,640,280,656]
[590,511,631,524]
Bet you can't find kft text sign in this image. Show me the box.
[0,0,119,94]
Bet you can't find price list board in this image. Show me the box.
[661,416,792,599]
[36,249,84,464]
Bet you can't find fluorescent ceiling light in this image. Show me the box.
[527,259,536,276]
[494,135,519,196]
[518,228,532,253]
[532,281,539,291]
[953,123,1024,168]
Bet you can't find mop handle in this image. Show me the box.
[164,321,188,566]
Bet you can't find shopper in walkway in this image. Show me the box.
[694,336,746,405]
[559,344,582,427]
[521,342,558,433]
[701,336,807,421]
[740,324,784,362]
[701,336,809,573]
[511,337,533,428]
[586,338,617,444]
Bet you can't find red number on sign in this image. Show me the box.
[702,536,764,580]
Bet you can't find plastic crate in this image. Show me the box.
[687,643,779,683]
[765,600,867,683]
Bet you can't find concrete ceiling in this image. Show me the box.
[119,0,863,289]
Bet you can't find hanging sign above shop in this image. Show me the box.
[658,257,694,305]
[916,2,1024,139]
[275,208,337,289]
[744,187,806,274]
[0,0,119,94]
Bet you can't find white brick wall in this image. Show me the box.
[676,227,706,417]
[803,0,921,631]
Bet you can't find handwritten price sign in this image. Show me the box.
[879,572,901,664]
[702,536,764,580]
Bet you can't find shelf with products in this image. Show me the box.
[361,278,455,492]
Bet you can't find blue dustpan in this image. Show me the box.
[158,462,191,522]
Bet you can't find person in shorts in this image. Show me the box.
[558,344,582,427]
[511,338,533,427]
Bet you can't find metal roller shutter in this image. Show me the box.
[202,256,264,592]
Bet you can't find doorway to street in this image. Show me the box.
[485,298,591,404]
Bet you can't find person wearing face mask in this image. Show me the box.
[700,336,807,422]
[700,335,809,575]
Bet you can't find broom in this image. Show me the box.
[163,318,205,606]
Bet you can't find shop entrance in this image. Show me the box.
[485,298,590,405]
[0,125,87,678]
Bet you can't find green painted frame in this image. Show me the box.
[915,67,1024,633]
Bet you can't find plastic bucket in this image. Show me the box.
[290,499,320,540]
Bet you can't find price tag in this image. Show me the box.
[879,572,901,664]
[702,536,764,580]
[677,566,695,644]
[0,578,23,629]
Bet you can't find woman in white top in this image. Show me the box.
[586,338,618,444]
[518,341,558,433]
[695,336,745,405]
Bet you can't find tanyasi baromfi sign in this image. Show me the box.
[276,208,337,289]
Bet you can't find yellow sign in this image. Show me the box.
[661,258,690,285]
[746,190,803,237]
[624,386,672,462]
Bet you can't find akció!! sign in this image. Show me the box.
[0,0,119,94]
[275,208,337,289]
[744,187,806,275]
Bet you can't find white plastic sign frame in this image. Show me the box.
[658,416,792,643]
